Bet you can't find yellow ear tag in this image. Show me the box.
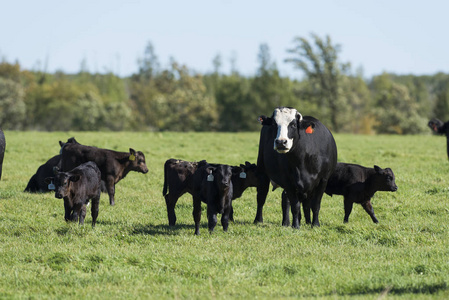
[129,154,136,161]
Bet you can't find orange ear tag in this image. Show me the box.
[306,126,314,134]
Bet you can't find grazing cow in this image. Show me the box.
[256,107,337,229]
[324,163,398,223]
[163,159,258,228]
[45,162,102,227]
[0,129,5,180]
[428,118,449,159]
[193,162,234,235]
[24,137,79,193]
[60,142,148,205]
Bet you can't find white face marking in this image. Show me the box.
[273,107,301,153]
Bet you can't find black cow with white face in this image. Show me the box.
[428,118,449,159]
[256,107,337,229]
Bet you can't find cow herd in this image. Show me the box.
[2,107,447,234]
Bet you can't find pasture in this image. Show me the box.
[0,131,448,299]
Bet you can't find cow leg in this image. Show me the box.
[106,176,116,206]
[254,174,270,224]
[220,205,232,232]
[310,180,327,227]
[229,204,234,222]
[361,200,379,223]
[192,197,202,235]
[287,191,301,229]
[281,191,290,226]
[91,195,100,228]
[165,193,178,226]
[343,197,354,223]
[302,199,311,225]
[78,204,87,225]
[64,201,73,221]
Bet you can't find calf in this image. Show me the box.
[162,159,258,228]
[324,163,398,223]
[60,142,148,205]
[45,162,102,227]
[428,118,449,159]
[25,137,80,193]
[193,162,234,235]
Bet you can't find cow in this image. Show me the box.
[60,142,148,205]
[192,162,234,235]
[24,137,79,193]
[428,118,449,159]
[0,129,5,180]
[163,159,258,229]
[45,162,102,227]
[324,163,398,223]
[256,106,337,229]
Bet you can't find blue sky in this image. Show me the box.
[2,0,448,79]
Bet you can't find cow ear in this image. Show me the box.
[258,115,272,126]
[59,141,64,147]
[374,165,382,173]
[53,166,60,175]
[69,175,81,182]
[45,177,54,184]
[129,148,136,155]
[296,111,303,123]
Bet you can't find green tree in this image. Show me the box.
[285,34,350,132]
[371,73,427,134]
[0,78,26,129]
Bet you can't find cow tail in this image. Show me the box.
[162,161,169,196]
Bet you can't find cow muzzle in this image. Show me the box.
[274,139,291,153]
[55,193,63,199]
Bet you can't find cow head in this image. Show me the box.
[373,165,398,192]
[428,118,443,133]
[260,107,303,153]
[209,165,233,214]
[238,161,258,187]
[45,171,81,199]
[128,148,149,174]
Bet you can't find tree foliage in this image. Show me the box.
[0,36,447,134]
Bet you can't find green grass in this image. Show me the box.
[1,131,449,299]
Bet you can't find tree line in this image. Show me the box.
[1,34,449,134]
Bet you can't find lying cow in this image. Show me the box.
[60,141,148,205]
[45,162,102,227]
[0,129,5,180]
[163,159,258,227]
[428,118,449,159]
[256,107,337,228]
[324,163,398,223]
[25,138,79,193]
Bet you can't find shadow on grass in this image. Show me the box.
[129,223,199,236]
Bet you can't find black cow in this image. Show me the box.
[428,118,449,159]
[25,137,79,193]
[163,159,258,228]
[45,162,102,227]
[324,163,398,223]
[0,129,5,180]
[192,162,234,235]
[256,107,337,229]
[60,142,148,205]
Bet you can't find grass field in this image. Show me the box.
[1,131,449,299]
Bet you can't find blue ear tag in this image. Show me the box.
[48,181,55,190]
[207,174,214,182]
[239,172,247,179]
